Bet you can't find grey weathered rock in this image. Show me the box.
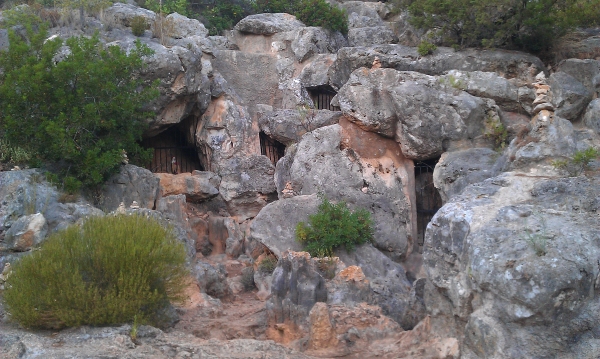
[0,170,103,244]
[441,70,536,114]
[329,45,545,90]
[208,35,239,50]
[103,3,156,28]
[258,109,342,145]
[299,54,336,88]
[342,1,386,28]
[337,68,490,159]
[506,112,578,171]
[165,12,208,39]
[218,155,277,221]
[424,172,600,358]
[556,58,600,96]
[583,98,600,133]
[291,27,347,63]
[249,194,318,258]
[549,71,593,121]
[155,195,197,258]
[99,165,160,212]
[433,148,503,203]
[2,213,47,252]
[156,171,220,202]
[234,13,305,35]
[348,26,398,47]
[194,260,232,299]
[0,29,8,52]
[267,251,327,330]
[389,11,424,47]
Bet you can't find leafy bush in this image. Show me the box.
[254,0,348,34]
[240,267,256,291]
[201,2,248,35]
[398,0,600,53]
[417,40,436,56]
[0,139,33,167]
[552,147,600,176]
[2,214,189,329]
[144,0,190,16]
[130,15,148,36]
[296,195,373,257]
[258,256,277,274]
[0,15,157,190]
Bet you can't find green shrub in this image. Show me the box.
[258,256,277,274]
[417,40,436,56]
[398,0,600,53]
[2,214,189,329]
[144,0,190,16]
[254,0,348,34]
[130,15,148,36]
[484,116,508,152]
[0,16,157,190]
[0,139,33,166]
[240,267,256,291]
[552,147,600,176]
[201,2,247,35]
[296,195,373,257]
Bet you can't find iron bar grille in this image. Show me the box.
[414,159,443,249]
[259,132,286,165]
[142,118,204,174]
[308,88,341,111]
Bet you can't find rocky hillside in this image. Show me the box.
[1,1,600,358]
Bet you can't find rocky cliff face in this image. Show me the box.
[2,2,600,358]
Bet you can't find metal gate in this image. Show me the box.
[259,132,286,165]
[414,159,443,250]
[142,118,204,174]
[308,87,340,111]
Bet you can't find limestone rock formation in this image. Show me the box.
[258,109,342,145]
[583,98,600,133]
[234,13,305,35]
[156,171,220,202]
[99,164,160,212]
[424,172,600,358]
[549,71,593,121]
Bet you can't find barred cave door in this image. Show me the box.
[414,159,443,252]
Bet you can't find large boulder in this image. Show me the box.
[98,165,160,212]
[583,98,600,133]
[2,213,47,252]
[165,12,208,39]
[291,27,347,63]
[329,45,545,90]
[556,58,600,96]
[424,172,600,358]
[258,109,342,145]
[156,171,220,202]
[0,170,103,241]
[505,111,578,171]
[549,71,593,121]
[284,121,416,261]
[337,68,491,159]
[433,148,504,203]
[102,3,156,27]
[218,155,278,221]
[348,26,398,47]
[441,70,536,114]
[234,13,305,35]
[299,54,337,88]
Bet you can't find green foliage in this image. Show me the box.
[254,0,348,34]
[552,147,600,176]
[296,195,373,257]
[397,0,600,53]
[417,40,436,56]
[2,214,189,329]
[201,2,247,36]
[130,15,148,36]
[240,267,256,291]
[295,0,348,35]
[484,116,508,152]
[523,214,549,256]
[0,17,157,190]
[0,139,33,167]
[258,256,277,274]
[144,0,190,16]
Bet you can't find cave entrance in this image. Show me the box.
[307,85,340,111]
[259,131,286,165]
[414,158,443,252]
[142,117,204,174]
